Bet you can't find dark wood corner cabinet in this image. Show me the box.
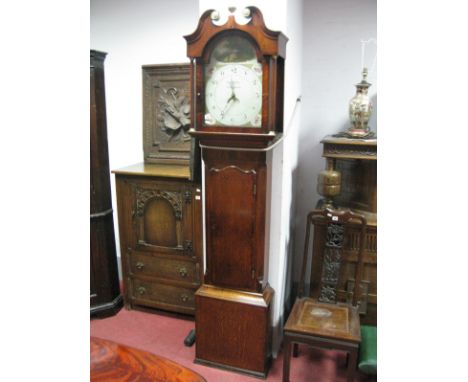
[113,163,203,315]
[90,50,123,317]
[313,135,377,325]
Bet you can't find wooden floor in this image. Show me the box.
[90,336,206,382]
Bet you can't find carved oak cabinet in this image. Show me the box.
[114,164,202,315]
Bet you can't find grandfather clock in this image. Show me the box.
[184,7,287,377]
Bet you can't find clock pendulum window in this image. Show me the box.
[184,7,287,378]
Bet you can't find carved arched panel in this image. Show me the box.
[135,187,183,250]
[143,198,177,247]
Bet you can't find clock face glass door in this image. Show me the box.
[204,35,262,128]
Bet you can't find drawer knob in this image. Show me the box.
[181,294,189,302]
[179,267,188,277]
[137,287,146,295]
[136,262,145,270]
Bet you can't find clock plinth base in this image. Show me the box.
[194,284,274,378]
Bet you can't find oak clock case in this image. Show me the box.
[185,7,287,378]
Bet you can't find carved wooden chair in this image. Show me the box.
[282,208,367,382]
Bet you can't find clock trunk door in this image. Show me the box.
[205,165,257,291]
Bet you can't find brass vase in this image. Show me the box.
[316,159,341,209]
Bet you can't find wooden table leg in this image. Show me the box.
[292,343,299,357]
[346,348,358,382]
[282,337,292,382]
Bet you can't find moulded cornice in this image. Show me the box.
[184,6,288,59]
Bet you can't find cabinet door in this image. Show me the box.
[205,165,258,290]
[131,180,193,257]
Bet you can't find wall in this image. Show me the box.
[90,0,199,264]
[293,0,377,285]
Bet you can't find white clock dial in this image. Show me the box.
[205,63,262,127]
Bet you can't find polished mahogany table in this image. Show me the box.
[90,337,206,382]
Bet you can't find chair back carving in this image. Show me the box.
[298,208,367,308]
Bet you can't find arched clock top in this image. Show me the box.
[202,31,263,64]
[186,6,288,144]
[184,6,288,59]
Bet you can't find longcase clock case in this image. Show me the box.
[185,7,287,378]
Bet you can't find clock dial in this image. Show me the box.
[205,63,262,127]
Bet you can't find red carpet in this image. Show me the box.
[91,308,366,382]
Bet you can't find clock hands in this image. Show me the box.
[229,78,238,97]
[221,78,239,117]
[221,98,235,117]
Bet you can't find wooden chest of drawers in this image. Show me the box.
[114,163,203,315]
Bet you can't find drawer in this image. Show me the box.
[129,251,200,284]
[131,278,196,314]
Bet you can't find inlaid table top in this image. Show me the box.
[284,298,361,343]
[90,337,206,382]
